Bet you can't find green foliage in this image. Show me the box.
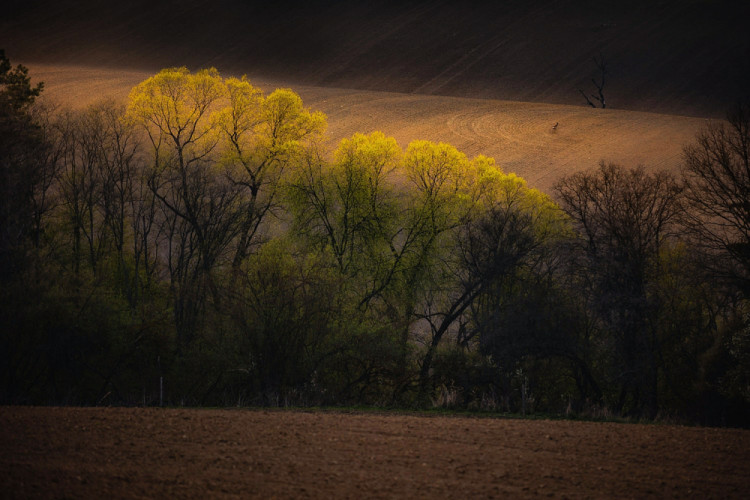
[1,260,172,404]
[3,62,749,426]
[225,240,337,404]
[287,131,399,276]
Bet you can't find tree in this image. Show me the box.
[288,136,491,400]
[0,50,52,279]
[578,53,608,109]
[56,107,112,275]
[682,102,750,297]
[554,162,683,417]
[216,78,326,268]
[0,49,43,113]
[418,171,566,403]
[286,132,407,397]
[127,67,241,347]
[1,57,169,406]
[0,51,52,402]
[92,100,157,305]
[226,240,341,405]
[466,178,601,412]
[53,100,154,304]
[681,102,750,424]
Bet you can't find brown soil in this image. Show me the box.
[27,64,707,194]
[4,1,749,117]
[1,407,748,499]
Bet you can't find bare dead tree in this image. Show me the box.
[579,53,608,109]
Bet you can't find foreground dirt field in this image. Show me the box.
[27,64,708,194]
[1,407,748,499]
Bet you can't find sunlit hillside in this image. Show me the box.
[6,0,744,192]
[29,64,707,193]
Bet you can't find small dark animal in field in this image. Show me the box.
[552,122,559,131]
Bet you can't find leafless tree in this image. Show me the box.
[579,53,608,109]
[555,162,682,417]
[416,199,548,402]
[56,108,109,274]
[682,102,750,297]
[148,151,245,347]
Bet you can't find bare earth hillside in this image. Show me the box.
[28,64,707,193]
[1,407,748,499]
[4,0,749,117]
[6,1,742,191]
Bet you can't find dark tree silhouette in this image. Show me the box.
[0,50,50,279]
[416,196,550,403]
[682,101,750,297]
[0,49,43,112]
[578,53,608,109]
[555,163,682,417]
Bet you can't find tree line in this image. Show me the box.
[1,55,748,425]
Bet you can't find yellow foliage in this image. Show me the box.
[261,89,327,146]
[127,67,328,190]
[333,131,401,187]
[216,76,264,139]
[127,67,566,247]
[221,87,327,182]
[126,67,225,146]
[403,140,473,199]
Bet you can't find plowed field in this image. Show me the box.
[1,407,748,499]
[27,64,707,193]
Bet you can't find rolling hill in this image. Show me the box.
[4,0,748,117]
[27,63,707,193]
[4,1,744,192]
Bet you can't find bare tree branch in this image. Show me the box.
[579,53,608,109]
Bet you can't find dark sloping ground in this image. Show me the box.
[3,0,749,117]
